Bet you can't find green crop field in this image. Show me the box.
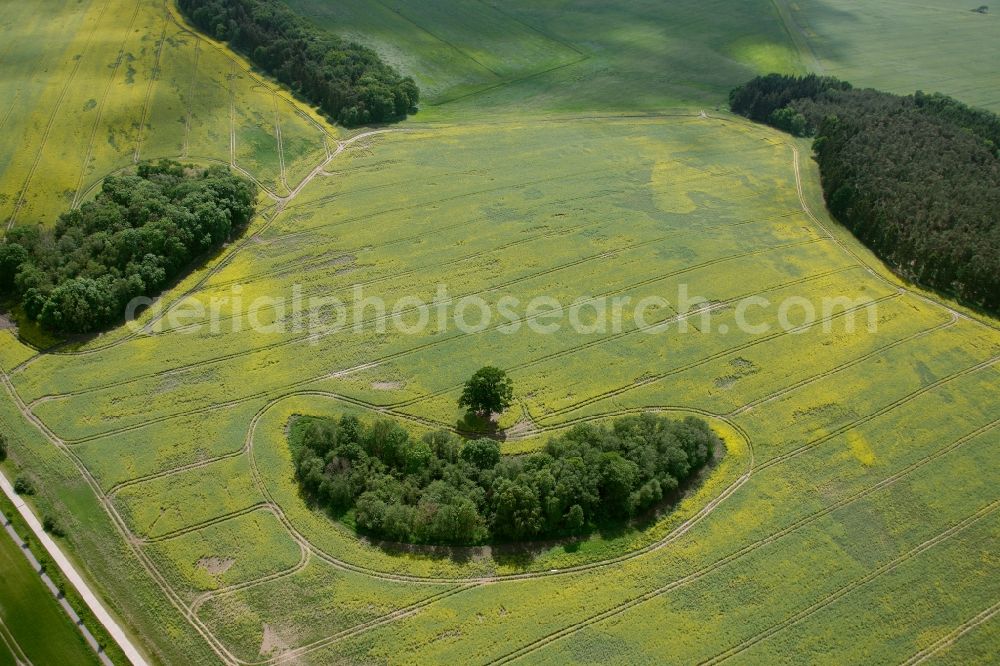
[0,0,998,664]
[0,504,100,665]
[287,0,806,117]
[775,0,1000,111]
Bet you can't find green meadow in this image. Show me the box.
[0,0,997,664]
[777,0,1000,111]
[288,0,805,116]
[0,501,100,665]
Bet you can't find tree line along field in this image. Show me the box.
[0,0,998,664]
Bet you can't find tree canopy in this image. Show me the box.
[730,75,1000,313]
[291,412,719,545]
[0,161,256,333]
[176,0,419,126]
[458,366,514,416]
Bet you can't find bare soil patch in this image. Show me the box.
[371,381,403,390]
[259,624,292,658]
[504,418,540,440]
[196,556,235,575]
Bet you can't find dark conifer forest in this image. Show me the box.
[731,74,1000,313]
[177,0,419,126]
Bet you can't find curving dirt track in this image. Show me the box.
[3,112,999,665]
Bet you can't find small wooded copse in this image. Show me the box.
[292,412,719,545]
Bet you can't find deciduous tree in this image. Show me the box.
[458,366,514,416]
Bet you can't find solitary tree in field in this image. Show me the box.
[458,366,513,416]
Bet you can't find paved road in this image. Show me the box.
[0,470,149,666]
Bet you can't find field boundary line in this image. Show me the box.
[0,92,18,133]
[132,4,168,164]
[256,584,477,666]
[228,61,237,166]
[0,469,147,665]
[181,39,201,158]
[770,0,824,73]
[106,442,251,494]
[63,398,268,446]
[900,601,1000,666]
[702,499,1000,664]
[789,144,999,333]
[487,417,999,663]
[187,545,309,621]
[474,0,586,56]
[0,370,247,665]
[431,55,591,107]
[727,313,958,416]
[137,502,273,544]
[756,355,999,472]
[25,229,829,409]
[71,0,144,208]
[5,0,113,231]
[9,130,394,372]
[0,615,32,666]
[39,249,848,448]
[369,0,501,78]
[273,91,289,192]
[540,286,897,422]
[391,264,861,413]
